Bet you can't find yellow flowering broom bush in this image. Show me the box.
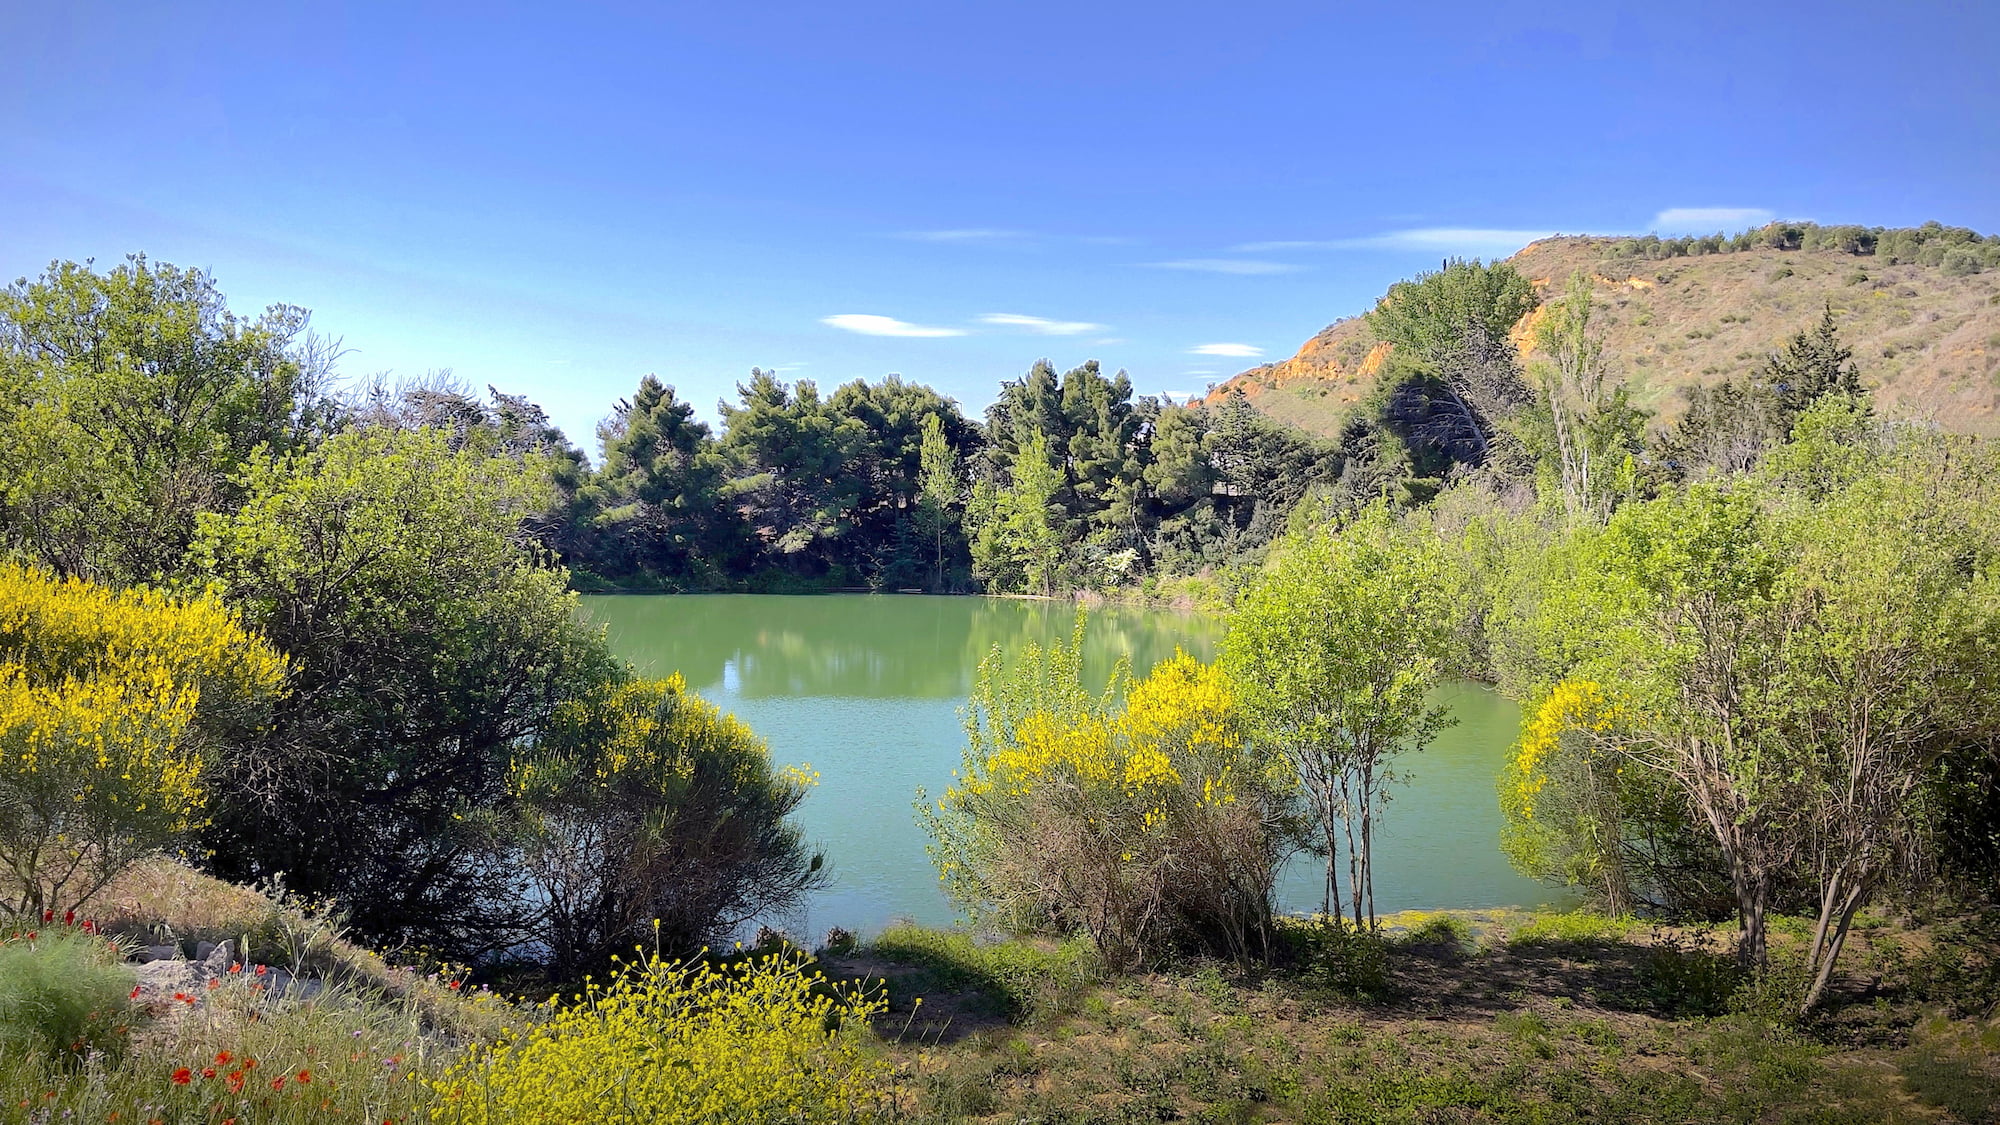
[0,563,284,917]
[511,674,825,975]
[926,619,1299,969]
[1499,679,1719,915]
[433,951,889,1125]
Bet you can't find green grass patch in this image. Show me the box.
[1506,910,1635,947]
[868,925,1100,1022]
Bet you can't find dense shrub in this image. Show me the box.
[0,564,284,917]
[0,927,134,1062]
[188,427,619,953]
[927,623,1297,969]
[433,951,888,1124]
[511,673,825,975]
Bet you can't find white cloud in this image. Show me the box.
[897,228,1025,243]
[1189,343,1262,358]
[1650,207,1776,233]
[978,313,1105,336]
[1093,337,1126,346]
[1236,228,1558,255]
[1146,258,1303,275]
[820,314,966,338]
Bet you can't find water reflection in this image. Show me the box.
[581,594,1547,934]
[583,594,1220,701]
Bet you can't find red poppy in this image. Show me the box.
[170,1068,192,1085]
[129,986,142,1000]
[41,909,52,922]
[269,1077,286,1091]
[214,1051,232,1065]
[225,1071,245,1094]
[63,910,73,925]
[294,1070,311,1084]
[206,979,220,991]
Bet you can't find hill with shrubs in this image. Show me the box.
[1218,221,2000,439]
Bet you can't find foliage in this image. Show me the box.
[511,674,825,976]
[0,564,284,917]
[1500,418,2000,1010]
[1222,502,1460,928]
[967,433,1068,596]
[1506,910,1634,947]
[928,623,1295,968]
[868,925,1101,1021]
[1903,910,2000,1018]
[0,927,135,1063]
[1526,272,1648,522]
[187,427,619,954]
[1273,915,1392,999]
[0,255,329,586]
[433,951,888,1125]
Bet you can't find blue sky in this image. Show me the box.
[5,1,1996,450]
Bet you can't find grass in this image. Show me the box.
[23,863,2000,1124]
[865,924,1100,1023]
[860,910,2000,1123]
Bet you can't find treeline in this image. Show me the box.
[1608,219,2000,275]
[546,363,1337,595]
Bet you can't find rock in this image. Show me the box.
[193,940,217,962]
[201,939,234,977]
[134,959,196,995]
[135,944,179,964]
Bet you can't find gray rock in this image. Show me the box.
[193,940,217,962]
[134,959,196,995]
[200,939,234,977]
[135,944,179,964]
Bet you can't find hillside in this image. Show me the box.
[1212,233,2000,438]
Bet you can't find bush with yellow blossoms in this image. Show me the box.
[926,619,1300,969]
[432,950,888,1125]
[1499,679,1727,917]
[510,674,825,976]
[0,563,285,918]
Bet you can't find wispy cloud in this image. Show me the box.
[896,228,1027,243]
[1651,207,1775,233]
[1235,228,1558,255]
[1146,258,1302,275]
[1093,337,1126,346]
[820,314,966,338]
[1189,343,1262,359]
[978,313,1105,336]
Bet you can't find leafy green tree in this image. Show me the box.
[968,433,1066,595]
[1365,259,1538,371]
[1364,260,1537,475]
[718,371,869,579]
[1529,272,1648,522]
[0,256,330,585]
[187,427,618,952]
[1222,503,1460,927]
[585,375,745,587]
[1525,423,2000,1008]
[915,412,961,591]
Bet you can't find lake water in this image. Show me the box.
[582,594,1549,936]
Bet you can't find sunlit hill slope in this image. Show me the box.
[1210,231,2000,437]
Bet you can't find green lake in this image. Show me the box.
[582,594,1549,936]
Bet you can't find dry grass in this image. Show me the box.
[1217,236,2000,440]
